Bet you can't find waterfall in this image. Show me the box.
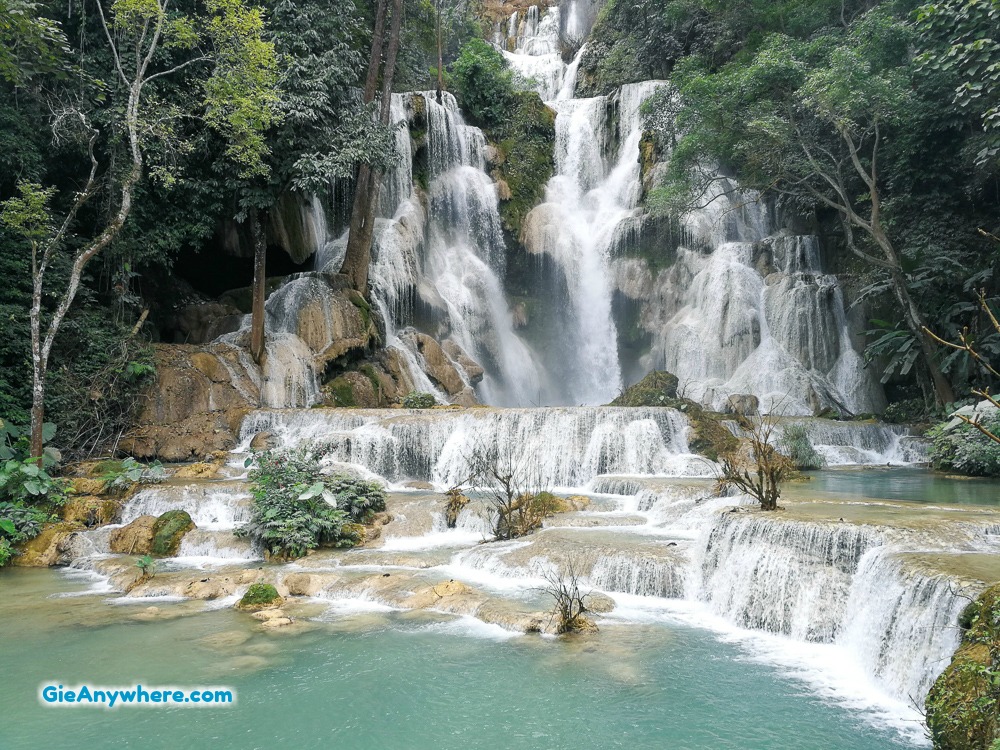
[691,510,973,705]
[240,406,709,487]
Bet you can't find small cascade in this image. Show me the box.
[839,550,967,701]
[697,513,886,642]
[776,418,929,465]
[589,552,685,598]
[240,406,708,487]
[122,484,252,530]
[692,509,980,705]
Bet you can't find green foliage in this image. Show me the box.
[99,457,165,491]
[482,92,556,237]
[403,391,437,409]
[0,500,51,566]
[926,582,1000,749]
[916,0,1000,166]
[238,448,386,558]
[238,582,281,608]
[0,416,63,566]
[135,554,157,578]
[930,415,1000,476]
[450,38,517,127]
[780,424,825,470]
[0,0,70,85]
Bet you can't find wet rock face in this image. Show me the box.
[108,510,195,557]
[122,343,255,462]
[10,523,82,567]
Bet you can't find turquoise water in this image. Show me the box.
[800,468,999,506]
[0,569,918,750]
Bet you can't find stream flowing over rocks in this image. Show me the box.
[46,401,1000,744]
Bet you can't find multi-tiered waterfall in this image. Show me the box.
[59,403,996,744]
[52,5,1000,746]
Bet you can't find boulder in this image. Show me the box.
[11,523,82,567]
[726,394,760,417]
[61,495,122,527]
[168,302,243,345]
[405,332,467,396]
[150,510,196,556]
[237,582,284,611]
[109,515,158,555]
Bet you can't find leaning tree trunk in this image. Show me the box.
[249,210,267,365]
[887,266,955,407]
[340,0,403,297]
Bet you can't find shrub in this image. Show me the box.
[238,582,281,610]
[0,501,52,566]
[930,416,1000,477]
[450,38,517,127]
[780,424,825,470]
[135,554,156,579]
[716,415,793,510]
[99,457,165,491]
[403,391,437,409]
[237,449,386,559]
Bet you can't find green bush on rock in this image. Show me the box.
[610,371,679,406]
[451,39,517,128]
[403,391,437,409]
[780,425,825,470]
[238,583,282,610]
[926,583,1000,750]
[238,448,387,559]
[930,416,1000,477]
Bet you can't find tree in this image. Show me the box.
[659,9,957,405]
[715,413,793,511]
[916,0,1000,167]
[228,0,398,363]
[339,0,404,296]
[0,0,280,458]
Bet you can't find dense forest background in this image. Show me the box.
[0,0,998,457]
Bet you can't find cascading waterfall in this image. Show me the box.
[499,4,884,414]
[240,406,708,487]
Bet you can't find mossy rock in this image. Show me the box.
[926,583,1000,750]
[237,583,283,611]
[482,92,556,238]
[150,510,195,557]
[686,406,740,463]
[611,371,679,406]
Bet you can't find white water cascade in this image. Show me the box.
[317,92,543,406]
[498,4,884,414]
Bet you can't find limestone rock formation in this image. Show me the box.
[122,343,256,461]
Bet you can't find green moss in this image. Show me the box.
[608,372,738,461]
[238,582,281,610]
[926,583,1000,750]
[483,92,556,238]
[326,376,357,407]
[359,364,382,395]
[403,391,437,409]
[610,371,679,406]
[150,510,195,556]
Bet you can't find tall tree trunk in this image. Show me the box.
[340,0,404,297]
[249,209,267,365]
